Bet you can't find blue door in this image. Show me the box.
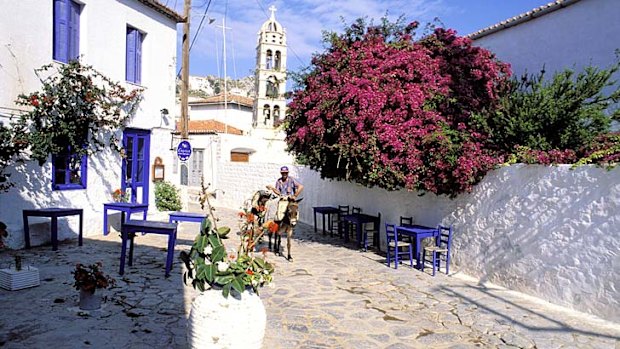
[122,128,150,204]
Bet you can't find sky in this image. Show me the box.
[169,0,554,81]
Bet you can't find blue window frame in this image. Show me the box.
[53,0,80,63]
[126,27,143,84]
[52,148,87,190]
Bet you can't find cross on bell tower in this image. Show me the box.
[253,5,287,130]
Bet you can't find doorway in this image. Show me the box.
[122,128,151,204]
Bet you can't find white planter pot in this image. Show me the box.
[0,266,40,291]
[79,289,102,310]
[187,288,266,349]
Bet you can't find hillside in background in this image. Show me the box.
[178,75,255,99]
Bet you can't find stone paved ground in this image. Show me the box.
[0,207,618,348]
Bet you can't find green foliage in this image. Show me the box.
[1,60,141,192]
[14,60,142,166]
[572,133,620,170]
[154,181,183,211]
[179,179,274,297]
[475,60,620,153]
[0,121,28,192]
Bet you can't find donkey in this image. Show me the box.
[268,196,302,261]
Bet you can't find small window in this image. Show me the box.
[126,27,144,84]
[231,152,249,162]
[53,0,81,63]
[275,51,281,70]
[263,104,271,125]
[266,76,278,98]
[52,147,87,190]
[266,49,273,69]
[273,105,280,120]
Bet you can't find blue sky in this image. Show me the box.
[170,0,553,80]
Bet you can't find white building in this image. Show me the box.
[0,0,183,249]
[468,0,619,78]
[188,93,254,133]
[253,5,288,133]
[171,6,294,193]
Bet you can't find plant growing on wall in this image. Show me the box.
[155,181,183,211]
[474,58,620,155]
[0,120,28,192]
[285,17,511,197]
[12,60,142,168]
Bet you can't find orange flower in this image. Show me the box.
[268,221,279,234]
[246,269,254,275]
[246,213,255,223]
[238,211,246,218]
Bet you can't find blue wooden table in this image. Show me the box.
[103,202,149,235]
[396,225,439,269]
[343,213,380,251]
[119,220,178,277]
[313,206,339,235]
[23,208,83,251]
[168,211,207,224]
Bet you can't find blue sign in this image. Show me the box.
[177,140,192,161]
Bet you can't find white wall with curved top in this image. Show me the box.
[215,162,619,322]
[472,0,620,79]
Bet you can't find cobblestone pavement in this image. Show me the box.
[0,207,618,348]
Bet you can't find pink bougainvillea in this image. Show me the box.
[285,20,511,196]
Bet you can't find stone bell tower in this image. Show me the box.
[253,5,287,129]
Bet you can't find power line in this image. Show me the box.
[189,0,213,52]
[177,0,213,77]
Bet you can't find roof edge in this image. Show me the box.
[137,0,185,23]
[466,0,581,40]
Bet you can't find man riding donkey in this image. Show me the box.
[255,166,304,261]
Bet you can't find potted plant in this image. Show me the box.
[72,262,115,310]
[180,179,274,349]
[111,188,130,203]
[0,254,40,291]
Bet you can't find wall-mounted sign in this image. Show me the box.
[152,157,165,182]
[177,140,192,161]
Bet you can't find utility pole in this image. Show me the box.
[219,18,231,135]
[180,0,191,139]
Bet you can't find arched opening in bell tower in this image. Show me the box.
[266,50,273,69]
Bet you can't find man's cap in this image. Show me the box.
[280,166,289,173]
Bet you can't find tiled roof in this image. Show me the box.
[175,120,243,135]
[137,0,185,23]
[466,0,581,40]
[190,94,254,108]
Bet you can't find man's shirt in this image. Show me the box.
[275,177,300,196]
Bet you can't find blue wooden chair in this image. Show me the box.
[399,216,414,243]
[385,223,413,269]
[362,212,381,251]
[399,216,413,226]
[336,205,350,238]
[422,225,453,276]
[348,206,361,240]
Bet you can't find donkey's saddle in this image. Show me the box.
[265,197,289,222]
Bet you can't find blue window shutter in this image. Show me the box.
[53,0,68,62]
[68,0,80,61]
[126,28,136,82]
[135,31,142,84]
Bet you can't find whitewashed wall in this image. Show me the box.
[189,104,254,133]
[214,162,619,322]
[446,164,619,323]
[0,1,178,247]
[472,0,619,78]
